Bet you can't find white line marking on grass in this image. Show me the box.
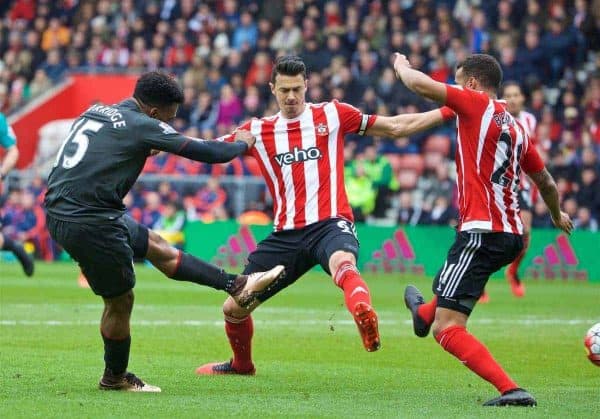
[0,318,596,327]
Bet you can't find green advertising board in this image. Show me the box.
[184,221,599,282]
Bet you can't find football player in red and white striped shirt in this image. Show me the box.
[196,55,455,376]
[500,81,539,297]
[394,53,573,406]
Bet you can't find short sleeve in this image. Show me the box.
[445,84,487,118]
[520,136,545,174]
[334,100,377,135]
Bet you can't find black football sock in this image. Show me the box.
[2,236,34,276]
[102,334,131,376]
[169,252,239,293]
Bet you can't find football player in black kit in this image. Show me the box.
[45,72,284,392]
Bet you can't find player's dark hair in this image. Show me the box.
[500,80,523,97]
[133,71,184,107]
[456,54,503,91]
[270,55,307,84]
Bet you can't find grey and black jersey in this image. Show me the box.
[45,99,247,222]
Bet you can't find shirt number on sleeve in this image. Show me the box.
[53,118,103,169]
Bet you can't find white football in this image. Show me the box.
[584,322,600,367]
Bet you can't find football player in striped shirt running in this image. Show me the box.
[196,56,456,376]
[394,53,573,406]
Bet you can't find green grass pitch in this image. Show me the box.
[1,262,599,418]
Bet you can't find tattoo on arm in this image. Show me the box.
[529,168,561,219]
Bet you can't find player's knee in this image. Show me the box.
[329,251,356,275]
[431,321,446,339]
[105,289,134,315]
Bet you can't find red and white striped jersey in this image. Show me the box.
[515,110,538,193]
[516,110,537,139]
[445,85,545,234]
[221,100,376,231]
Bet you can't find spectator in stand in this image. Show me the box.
[140,191,162,229]
[194,178,228,222]
[574,206,598,231]
[421,196,458,227]
[193,91,218,132]
[360,145,398,219]
[270,15,301,53]
[576,166,600,216]
[397,191,420,226]
[517,29,546,85]
[232,10,258,51]
[41,17,71,51]
[154,200,186,236]
[216,84,243,131]
[40,48,66,83]
[346,162,376,222]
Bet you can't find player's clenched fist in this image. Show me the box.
[393,53,411,78]
[233,129,256,149]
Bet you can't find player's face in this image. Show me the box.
[502,85,524,116]
[270,73,307,119]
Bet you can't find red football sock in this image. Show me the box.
[225,316,254,372]
[416,296,437,325]
[333,262,372,311]
[507,232,530,276]
[435,325,518,394]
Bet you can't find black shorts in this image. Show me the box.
[242,218,360,302]
[433,231,523,315]
[46,214,149,298]
[122,214,149,259]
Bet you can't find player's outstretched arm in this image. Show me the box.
[528,168,573,234]
[393,53,448,104]
[365,107,455,138]
[175,133,252,164]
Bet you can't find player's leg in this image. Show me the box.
[408,232,535,406]
[505,209,531,297]
[313,219,380,352]
[0,231,34,276]
[123,215,282,304]
[46,215,159,392]
[196,232,312,375]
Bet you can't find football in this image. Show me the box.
[584,323,600,366]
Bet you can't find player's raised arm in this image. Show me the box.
[392,53,448,104]
[393,53,493,120]
[361,54,456,139]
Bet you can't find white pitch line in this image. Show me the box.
[0,318,596,327]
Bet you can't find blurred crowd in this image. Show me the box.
[1,0,600,259]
